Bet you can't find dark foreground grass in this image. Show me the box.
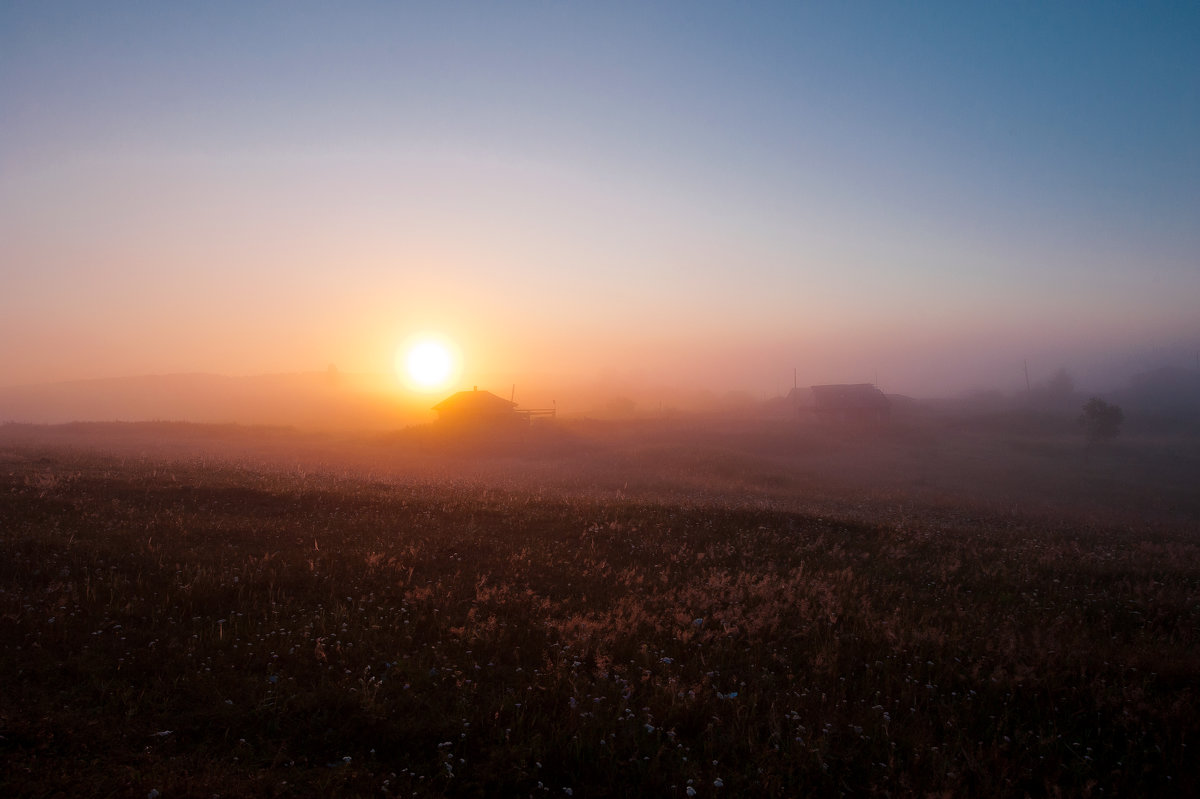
[1,448,1198,797]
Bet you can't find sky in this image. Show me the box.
[2,1,1198,404]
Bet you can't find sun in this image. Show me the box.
[407,341,452,387]
[396,335,459,392]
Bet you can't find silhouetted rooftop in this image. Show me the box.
[811,383,890,411]
[432,387,517,417]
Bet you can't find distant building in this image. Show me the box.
[786,385,812,418]
[810,383,890,423]
[432,387,557,427]
[433,387,519,426]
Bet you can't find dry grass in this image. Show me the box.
[1,419,1198,796]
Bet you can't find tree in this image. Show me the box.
[1079,397,1123,444]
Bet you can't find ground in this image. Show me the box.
[1,414,1198,796]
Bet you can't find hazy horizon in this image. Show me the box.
[3,3,1198,409]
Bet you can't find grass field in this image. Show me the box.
[1,417,1198,796]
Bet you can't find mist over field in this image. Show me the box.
[3,2,1200,795]
[2,359,1199,436]
[3,404,1200,796]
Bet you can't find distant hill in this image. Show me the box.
[0,372,426,430]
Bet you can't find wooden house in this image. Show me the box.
[810,383,890,423]
[432,387,557,426]
[432,387,519,426]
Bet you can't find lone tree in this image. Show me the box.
[1079,397,1123,443]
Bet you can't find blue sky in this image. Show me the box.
[2,2,1198,397]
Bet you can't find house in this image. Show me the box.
[810,383,890,423]
[432,387,519,426]
[785,385,813,418]
[432,387,558,427]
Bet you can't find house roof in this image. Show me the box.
[432,388,517,414]
[810,383,889,409]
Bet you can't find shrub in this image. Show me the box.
[1079,397,1123,443]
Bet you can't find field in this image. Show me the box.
[2,416,1199,797]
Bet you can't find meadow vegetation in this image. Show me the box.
[1,415,1198,796]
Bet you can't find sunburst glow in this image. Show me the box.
[397,336,458,392]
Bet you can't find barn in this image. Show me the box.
[432,387,519,426]
[810,383,890,423]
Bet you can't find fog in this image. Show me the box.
[2,344,1198,434]
[3,5,1197,432]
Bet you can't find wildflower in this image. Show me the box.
[714,778,724,788]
